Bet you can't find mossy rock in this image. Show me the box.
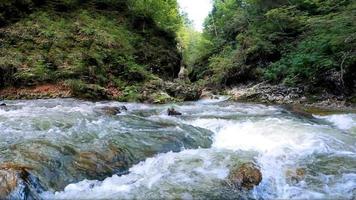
[151,92,176,104]
[165,81,201,101]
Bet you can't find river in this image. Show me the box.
[0,98,355,199]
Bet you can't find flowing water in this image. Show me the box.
[0,98,355,199]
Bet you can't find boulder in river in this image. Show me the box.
[0,163,43,199]
[200,89,218,100]
[101,106,127,115]
[167,108,182,116]
[119,106,128,111]
[228,162,262,190]
[0,103,6,106]
[73,145,131,179]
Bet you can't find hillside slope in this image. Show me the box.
[0,0,183,101]
[186,0,355,104]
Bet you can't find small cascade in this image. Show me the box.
[0,99,354,199]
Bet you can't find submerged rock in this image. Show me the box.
[228,162,262,190]
[72,146,131,179]
[0,163,43,200]
[285,168,306,184]
[167,108,182,116]
[285,105,314,119]
[101,106,127,115]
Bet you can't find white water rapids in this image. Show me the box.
[0,98,355,199]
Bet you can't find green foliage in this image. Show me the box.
[265,2,356,87]
[118,86,142,102]
[0,0,184,100]
[0,0,35,26]
[207,46,237,86]
[186,0,355,95]
[178,22,213,69]
[123,61,148,82]
[129,0,182,33]
[65,79,108,99]
[150,92,175,104]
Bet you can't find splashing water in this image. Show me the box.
[315,114,356,133]
[0,99,355,199]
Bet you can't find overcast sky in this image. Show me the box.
[178,0,213,31]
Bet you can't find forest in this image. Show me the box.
[0,0,355,102]
[185,0,355,99]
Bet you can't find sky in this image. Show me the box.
[178,0,213,32]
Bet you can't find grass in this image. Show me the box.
[0,6,181,100]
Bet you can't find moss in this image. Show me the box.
[65,79,108,100]
[0,4,181,100]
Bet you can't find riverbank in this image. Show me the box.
[228,82,356,113]
[1,81,355,114]
[0,83,72,100]
[0,79,201,103]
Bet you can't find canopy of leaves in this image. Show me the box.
[188,0,355,95]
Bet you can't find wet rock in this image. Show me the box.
[178,66,189,81]
[285,105,314,119]
[0,169,18,199]
[228,162,262,190]
[73,146,131,179]
[318,69,345,95]
[119,106,128,111]
[167,108,182,116]
[142,79,202,103]
[0,163,43,200]
[0,103,6,106]
[165,81,201,101]
[229,83,304,104]
[285,168,306,184]
[300,96,307,102]
[101,106,127,115]
[102,107,121,115]
[200,89,218,100]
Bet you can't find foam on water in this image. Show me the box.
[1,99,355,199]
[196,95,231,104]
[187,116,351,199]
[42,149,254,199]
[315,114,356,132]
[212,118,327,153]
[45,112,354,199]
